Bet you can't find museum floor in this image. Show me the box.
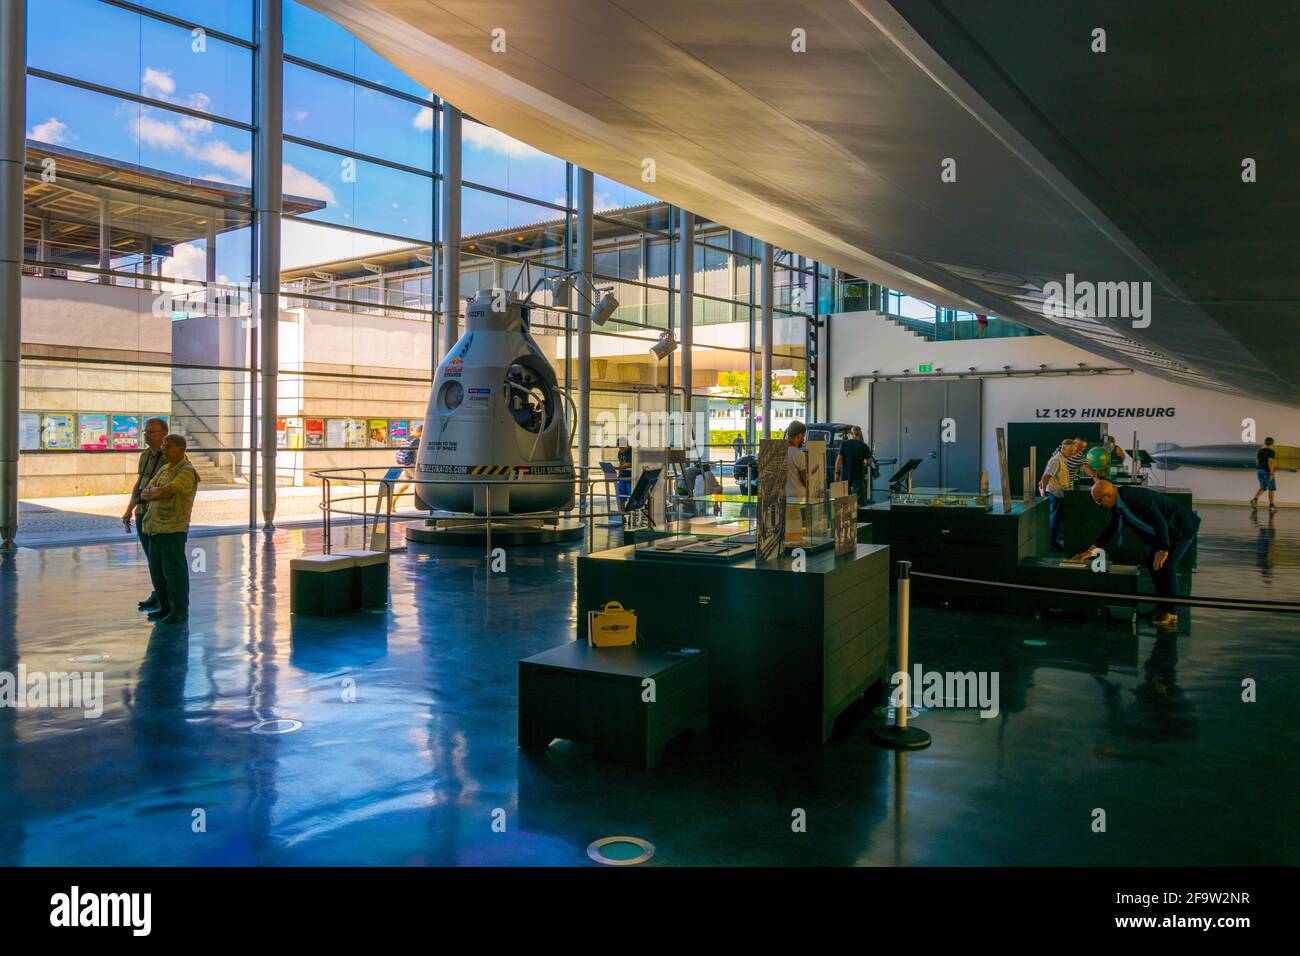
[1,505,1296,867]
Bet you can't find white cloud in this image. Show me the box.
[161,241,207,281]
[131,113,190,150]
[192,140,251,179]
[413,105,435,131]
[280,218,411,271]
[282,164,337,204]
[462,121,548,161]
[27,116,71,144]
[142,67,176,99]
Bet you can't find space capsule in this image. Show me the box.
[415,290,575,515]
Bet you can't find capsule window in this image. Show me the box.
[440,380,464,411]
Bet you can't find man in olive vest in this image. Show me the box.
[122,417,168,611]
[140,434,199,624]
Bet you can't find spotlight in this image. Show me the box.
[590,290,618,326]
[649,330,677,360]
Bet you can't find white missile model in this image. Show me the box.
[415,290,575,515]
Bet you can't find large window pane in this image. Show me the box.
[282,141,432,242]
[284,62,433,170]
[27,75,254,189]
[462,119,567,206]
[284,0,430,98]
[29,0,253,125]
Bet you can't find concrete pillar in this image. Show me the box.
[576,168,593,491]
[439,102,461,357]
[37,213,48,277]
[256,0,282,530]
[0,0,25,550]
[205,213,217,284]
[677,209,694,452]
[98,195,111,283]
[760,241,773,442]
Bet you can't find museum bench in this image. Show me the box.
[290,551,390,615]
[518,641,709,769]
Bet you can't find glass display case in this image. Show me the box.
[889,490,993,511]
[634,495,846,561]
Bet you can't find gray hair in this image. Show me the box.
[163,433,187,450]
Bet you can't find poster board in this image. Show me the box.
[78,414,108,450]
[833,495,857,555]
[41,414,74,449]
[19,413,41,451]
[805,439,827,539]
[368,419,389,447]
[756,438,785,563]
[996,427,1012,514]
[345,419,367,448]
[110,415,141,449]
[389,420,409,445]
[305,419,324,448]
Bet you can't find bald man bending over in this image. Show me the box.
[1073,480,1201,628]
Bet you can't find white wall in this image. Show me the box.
[830,311,1300,504]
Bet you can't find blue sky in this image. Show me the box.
[26,0,658,279]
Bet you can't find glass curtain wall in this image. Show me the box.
[19,0,256,514]
[16,0,827,517]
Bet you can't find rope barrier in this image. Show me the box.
[907,570,1300,614]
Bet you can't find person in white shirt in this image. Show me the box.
[785,421,808,498]
[694,461,724,514]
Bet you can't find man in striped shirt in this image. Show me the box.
[1065,439,1089,485]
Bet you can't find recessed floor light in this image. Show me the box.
[1023,639,1049,647]
[587,836,654,866]
[250,718,303,735]
[67,653,110,663]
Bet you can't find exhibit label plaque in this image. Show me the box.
[833,495,856,555]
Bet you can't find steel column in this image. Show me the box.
[0,0,26,549]
[256,0,283,530]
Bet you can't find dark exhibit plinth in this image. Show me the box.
[518,642,709,768]
[863,497,1049,600]
[1017,556,1140,620]
[577,542,891,743]
[1062,485,1197,565]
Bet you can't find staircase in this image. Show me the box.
[185,449,242,486]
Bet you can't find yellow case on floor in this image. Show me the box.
[588,601,637,647]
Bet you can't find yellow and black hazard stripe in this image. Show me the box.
[469,465,513,476]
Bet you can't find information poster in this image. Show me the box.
[409,419,423,437]
[756,439,785,563]
[389,420,409,445]
[41,413,74,450]
[275,417,288,449]
[110,415,141,449]
[79,414,109,450]
[368,419,389,447]
[345,419,367,448]
[305,419,324,448]
[326,419,346,448]
[833,495,856,555]
[19,413,41,451]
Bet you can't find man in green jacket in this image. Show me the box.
[140,434,199,624]
[122,417,168,611]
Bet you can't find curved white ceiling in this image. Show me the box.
[303,0,1300,405]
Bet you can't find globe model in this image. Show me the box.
[1085,446,1110,473]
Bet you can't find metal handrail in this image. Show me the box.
[309,465,623,558]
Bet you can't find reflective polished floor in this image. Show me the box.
[1,506,1296,866]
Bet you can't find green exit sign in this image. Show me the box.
[918,363,933,373]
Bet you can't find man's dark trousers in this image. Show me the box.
[137,521,157,603]
[1149,529,1197,615]
[146,532,189,617]
[1048,494,1064,549]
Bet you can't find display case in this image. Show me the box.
[634,495,842,561]
[781,497,836,553]
[889,490,993,512]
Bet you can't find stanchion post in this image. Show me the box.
[871,560,932,750]
[485,483,492,565]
